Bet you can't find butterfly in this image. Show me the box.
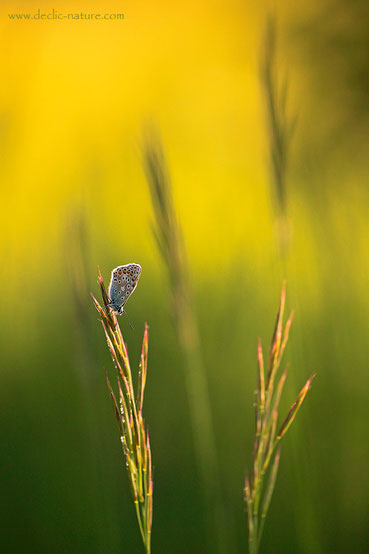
[107,263,142,317]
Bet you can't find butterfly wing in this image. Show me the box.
[108,263,142,314]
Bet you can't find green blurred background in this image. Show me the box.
[1,1,368,552]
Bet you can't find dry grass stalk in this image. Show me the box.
[245,283,315,553]
[92,270,153,554]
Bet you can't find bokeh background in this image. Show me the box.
[1,0,368,552]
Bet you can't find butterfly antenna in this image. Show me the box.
[123,310,134,330]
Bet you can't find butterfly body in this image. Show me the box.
[108,263,142,315]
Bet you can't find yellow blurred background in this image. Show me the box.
[1,0,368,552]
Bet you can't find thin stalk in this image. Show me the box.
[134,501,147,549]
[143,131,229,552]
[245,286,314,553]
[261,16,296,257]
[93,276,153,553]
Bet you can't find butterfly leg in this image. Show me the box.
[121,309,134,330]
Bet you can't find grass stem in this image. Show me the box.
[92,271,153,553]
[245,285,314,553]
[143,132,229,552]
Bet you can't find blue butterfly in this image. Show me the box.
[107,263,142,316]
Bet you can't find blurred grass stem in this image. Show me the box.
[261,17,296,257]
[143,134,228,552]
